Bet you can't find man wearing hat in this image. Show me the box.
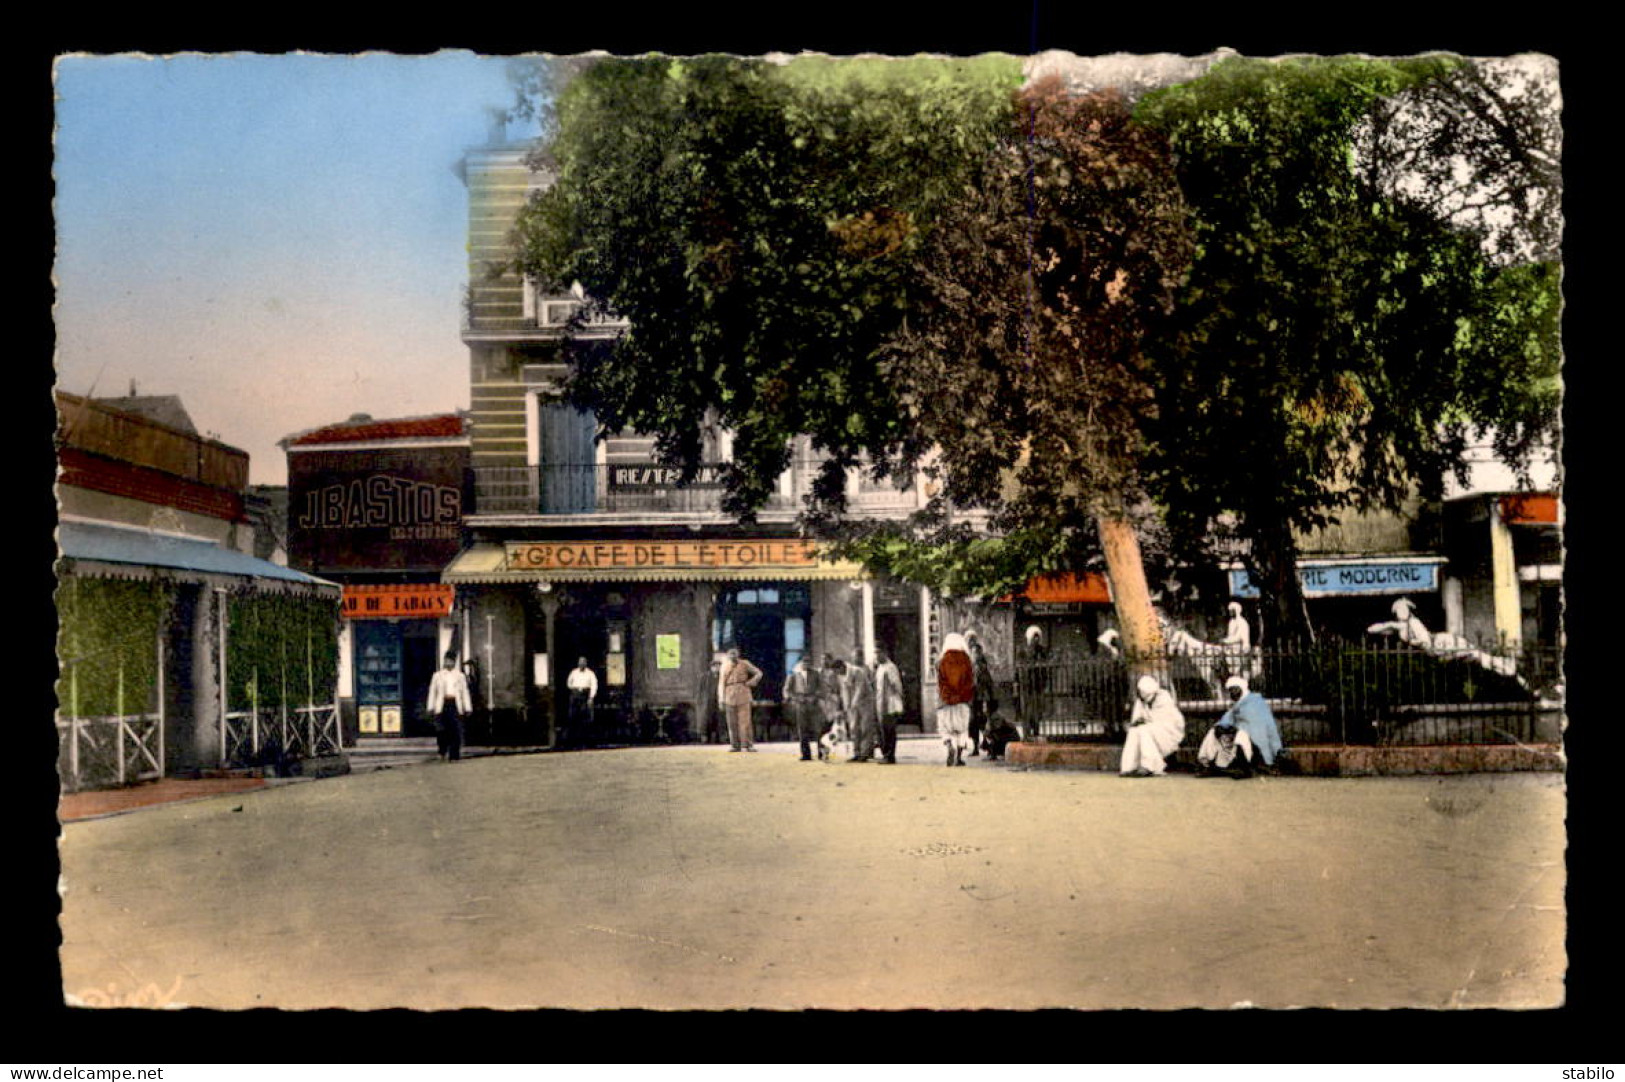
[1213,675,1284,771]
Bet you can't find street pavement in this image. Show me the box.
[56,738,1565,1010]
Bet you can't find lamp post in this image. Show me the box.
[536,583,561,748]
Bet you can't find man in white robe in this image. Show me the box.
[1120,674,1185,777]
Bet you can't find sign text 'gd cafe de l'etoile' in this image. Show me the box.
[505,538,830,575]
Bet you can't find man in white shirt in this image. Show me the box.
[425,651,473,761]
[565,657,598,748]
[874,649,905,765]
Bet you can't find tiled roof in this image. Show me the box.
[93,394,198,434]
[286,414,467,447]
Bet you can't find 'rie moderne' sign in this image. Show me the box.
[1229,559,1442,599]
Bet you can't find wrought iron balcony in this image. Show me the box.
[469,462,926,518]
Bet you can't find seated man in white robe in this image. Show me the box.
[1120,675,1186,778]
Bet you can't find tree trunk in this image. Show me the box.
[1252,516,1315,646]
[1098,513,1164,679]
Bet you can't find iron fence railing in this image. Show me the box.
[222,702,341,773]
[1016,638,1563,748]
[56,712,164,793]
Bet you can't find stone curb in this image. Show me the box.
[1005,741,1565,775]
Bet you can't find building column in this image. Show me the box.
[1489,500,1521,648]
[538,590,560,748]
[1442,576,1465,640]
[860,580,876,666]
[919,585,937,730]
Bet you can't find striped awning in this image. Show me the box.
[442,541,868,584]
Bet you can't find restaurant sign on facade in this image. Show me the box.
[609,464,726,490]
[1228,558,1443,599]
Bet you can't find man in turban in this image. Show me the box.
[937,633,976,767]
[1214,675,1284,771]
[1120,674,1186,777]
[1196,717,1256,778]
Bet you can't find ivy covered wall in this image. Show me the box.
[224,590,340,712]
[56,575,166,718]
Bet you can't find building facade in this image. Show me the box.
[56,392,339,790]
[451,139,945,745]
[283,413,471,745]
[1441,441,1562,650]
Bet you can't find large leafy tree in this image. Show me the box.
[874,78,1194,661]
[513,54,1020,516]
[518,57,1194,662]
[514,52,1560,655]
[1133,56,1562,643]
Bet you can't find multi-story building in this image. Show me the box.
[447,137,959,745]
[55,391,340,790]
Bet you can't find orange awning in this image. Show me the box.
[1001,572,1112,605]
[342,583,455,619]
[1499,494,1559,526]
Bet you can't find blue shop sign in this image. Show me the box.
[1229,560,1441,599]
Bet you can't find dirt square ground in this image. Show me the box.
[56,740,1565,1010]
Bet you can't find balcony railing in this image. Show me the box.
[471,462,925,517]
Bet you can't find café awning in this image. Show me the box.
[1018,572,1112,605]
[1499,493,1560,526]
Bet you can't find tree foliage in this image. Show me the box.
[1355,55,1562,264]
[882,80,1192,534]
[514,55,1020,518]
[836,78,1194,630]
[514,53,1561,635]
[1133,56,1562,641]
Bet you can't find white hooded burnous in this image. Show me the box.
[1120,674,1186,777]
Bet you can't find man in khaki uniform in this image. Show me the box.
[720,647,763,753]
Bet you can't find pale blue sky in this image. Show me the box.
[53,51,538,485]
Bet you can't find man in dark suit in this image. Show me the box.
[785,655,820,761]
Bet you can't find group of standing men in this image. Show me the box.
[782,649,907,763]
[694,645,908,762]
